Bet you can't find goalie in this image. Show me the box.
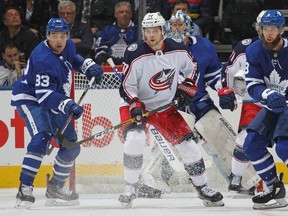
[118,12,224,208]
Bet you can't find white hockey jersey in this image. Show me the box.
[119,38,197,111]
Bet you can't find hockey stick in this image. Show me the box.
[106,57,122,80]
[47,77,95,155]
[59,100,178,149]
[237,99,288,104]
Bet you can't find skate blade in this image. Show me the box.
[45,198,79,206]
[253,198,288,210]
[120,201,133,209]
[14,199,33,209]
[202,200,225,207]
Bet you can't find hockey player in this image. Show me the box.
[244,10,288,209]
[118,12,224,208]
[11,18,104,208]
[220,11,266,193]
[166,10,240,186]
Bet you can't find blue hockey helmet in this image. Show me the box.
[46,18,70,39]
[261,10,285,28]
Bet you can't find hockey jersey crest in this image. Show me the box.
[120,38,197,111]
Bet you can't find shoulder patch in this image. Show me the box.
[128,43,138,51]
[241,39,252,46]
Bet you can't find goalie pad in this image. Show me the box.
[194,109,260,189]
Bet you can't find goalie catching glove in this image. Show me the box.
[129,97,146,124]
[174,79,197,108]
[81,58,104,84]
[218,87,236,111]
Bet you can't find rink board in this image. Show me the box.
[0,88,287,188]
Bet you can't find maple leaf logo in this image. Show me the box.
[63,69,72,97]
[264,69,288,95]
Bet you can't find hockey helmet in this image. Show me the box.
[46,18,70,39]
[142,12,166,29]
[169,10,194,42]
[142,12,166,40]
[261,10,285,28]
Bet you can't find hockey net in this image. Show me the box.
[72,67,232,194]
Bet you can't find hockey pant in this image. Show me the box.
[244,108,288,186]
[17,104,80,187]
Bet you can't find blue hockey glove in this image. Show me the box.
[262,89,287,113]
[174,79,197,108]
[218,87,236,111]
[64,100,84,120]
[81,58,104,84]
[129,97,146,124]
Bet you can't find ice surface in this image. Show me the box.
[1,188,287,216]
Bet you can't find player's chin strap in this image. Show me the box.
[46,76,96,155]
[58,100,178,149]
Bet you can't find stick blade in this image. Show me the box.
[56,131,77,149]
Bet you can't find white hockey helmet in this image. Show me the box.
[142,12,165,36]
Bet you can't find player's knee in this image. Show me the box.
[275,136,288,163]
[122,124,145,140]
[243,131,261,160]
[176,140,202,164]
[124,128,146,155]
[57,145,81,161]
[27,132,52,155]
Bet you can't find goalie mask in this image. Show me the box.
[46,18,70,39]
[169,10,194,43]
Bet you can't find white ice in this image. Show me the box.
[1,188,287,216]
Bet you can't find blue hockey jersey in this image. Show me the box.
[246,38,288,101]
[186,36,222,101]
[11,39,81,112]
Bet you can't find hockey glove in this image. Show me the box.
[174,79,197,108]
[262,89,287,113]
[81,58,104,84]
[129,97,146,124]
[63,100,84,120]
[218,87,236,111]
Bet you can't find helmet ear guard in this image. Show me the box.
[46,18,70,39]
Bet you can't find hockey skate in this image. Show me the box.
[118,184,137,208]
[196,184,224,207]
[252,173,288,210]
[137,184,162,198]
[228,173,255,196]
[15,183,35,209]
[45,180,79,206]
